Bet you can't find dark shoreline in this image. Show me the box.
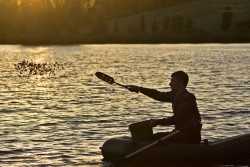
[1,37,250,45]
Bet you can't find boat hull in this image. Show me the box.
[101,134,250,166]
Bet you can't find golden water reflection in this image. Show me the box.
[0,44,249,166]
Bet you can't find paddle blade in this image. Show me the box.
[95,72,115,84]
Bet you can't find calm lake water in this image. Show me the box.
[0,44,249,166]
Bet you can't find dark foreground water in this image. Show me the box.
[0,44,249,166]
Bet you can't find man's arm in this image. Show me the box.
[128,85,173,102]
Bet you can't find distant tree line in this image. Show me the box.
[0,0,94,43]
[0,0,199,43]
[0,0,199,44]
[94,0,197,18]
[113,14,196,35]
[234,20,250,33]
[0,0,249,44]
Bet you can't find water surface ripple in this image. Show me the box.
[0,44,249,166]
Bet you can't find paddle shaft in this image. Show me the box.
[114,82,129,89]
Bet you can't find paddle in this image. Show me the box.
[111,126,189,166]
[95,72,129,89]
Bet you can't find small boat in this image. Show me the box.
[101,134,250,167]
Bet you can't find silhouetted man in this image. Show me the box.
[128,71,201,144]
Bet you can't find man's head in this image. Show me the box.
[169,71,189,92]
